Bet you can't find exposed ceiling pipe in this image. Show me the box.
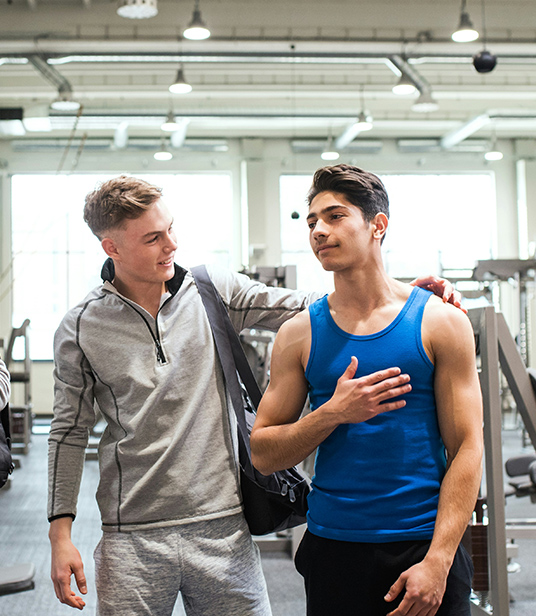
[27,54,74,96]
[440,113,490,149]
[335,123,368,150]
[114,121,129,149]
[170,119,190,148]
[388,54,433,95]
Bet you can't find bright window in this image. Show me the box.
[11,173,233,360]
[280,172,495,291]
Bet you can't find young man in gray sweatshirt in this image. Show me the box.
[47,175,461,615]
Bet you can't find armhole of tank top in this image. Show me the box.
[304,305,317,381]
[417,292,435,371]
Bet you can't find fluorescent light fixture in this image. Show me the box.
[452,1,479,42]
[117,0,158,19]
[392,74,417,95]
[169,68,192,94]
[412,91,439,113]
[183,1,211,40]
[0,108,25,136]
[161,111,179,132]
[23,105,52,132]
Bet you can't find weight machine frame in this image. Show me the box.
[468,306,536,615]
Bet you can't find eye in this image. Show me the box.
[308,220,316,229]
[147,235,159,244]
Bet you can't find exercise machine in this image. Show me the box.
[468,306,536,615]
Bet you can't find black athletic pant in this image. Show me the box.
[294,531,474,616]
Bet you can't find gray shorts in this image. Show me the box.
[94,513,272,616]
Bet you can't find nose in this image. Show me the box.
[164,230,178,253]
[312,218,329,240]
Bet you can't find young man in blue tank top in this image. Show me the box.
[251,164,483,616]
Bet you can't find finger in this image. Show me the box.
[360,366,403,386]
[375,382,412,403]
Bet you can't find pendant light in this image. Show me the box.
[321,135,340,161]
[452,0,479,42]
[183,0,211,40]
[169,67,192,94]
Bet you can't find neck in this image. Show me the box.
[331,256,402,313]
[112,277,166,318]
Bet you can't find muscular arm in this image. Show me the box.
[250,312,412,476]
[385,300,483,616]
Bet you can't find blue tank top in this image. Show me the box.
[305,287,446,543]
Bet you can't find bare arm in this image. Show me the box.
[49,517,87,610]
[250,312,412,475]
[385,300,483,616]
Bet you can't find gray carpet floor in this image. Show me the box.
[0,428,535,615]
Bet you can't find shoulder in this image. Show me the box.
[423,294,471,331]
[423,295,476,359]
[278,309,311,338]
[55,286,107,337]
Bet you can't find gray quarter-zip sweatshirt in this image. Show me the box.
[48,262,312,532]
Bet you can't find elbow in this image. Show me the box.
[252,458,277,477]
[250,433,276,476]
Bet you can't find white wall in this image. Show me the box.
[0,136,532,414]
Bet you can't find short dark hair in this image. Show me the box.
[84,175,163,239]
[307,164,389,222]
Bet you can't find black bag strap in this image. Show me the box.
[1,403,12,450]
[191,265,261,457]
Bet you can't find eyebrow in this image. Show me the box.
[141,218,174,239]
[306,205,347,222]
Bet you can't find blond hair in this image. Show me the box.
[83,175,163,239]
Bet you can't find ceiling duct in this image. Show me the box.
[27,55,80,109]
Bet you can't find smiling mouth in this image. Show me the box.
[159,257,174,265]
[317,244,336,254]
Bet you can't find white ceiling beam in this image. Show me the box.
[0,38,534,58]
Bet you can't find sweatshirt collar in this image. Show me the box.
[100,257,188,296]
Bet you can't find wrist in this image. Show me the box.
[49,517,73,543]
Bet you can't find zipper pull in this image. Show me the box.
[289,488,296,503]
[281,482,288,496]
[155,339,165,363]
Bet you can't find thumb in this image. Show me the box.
[384,574,405,603]
[340,356,358,382]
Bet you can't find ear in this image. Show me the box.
[372,213,388,241]
[101,236,120,259]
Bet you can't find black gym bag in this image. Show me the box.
[0,404,15,489]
